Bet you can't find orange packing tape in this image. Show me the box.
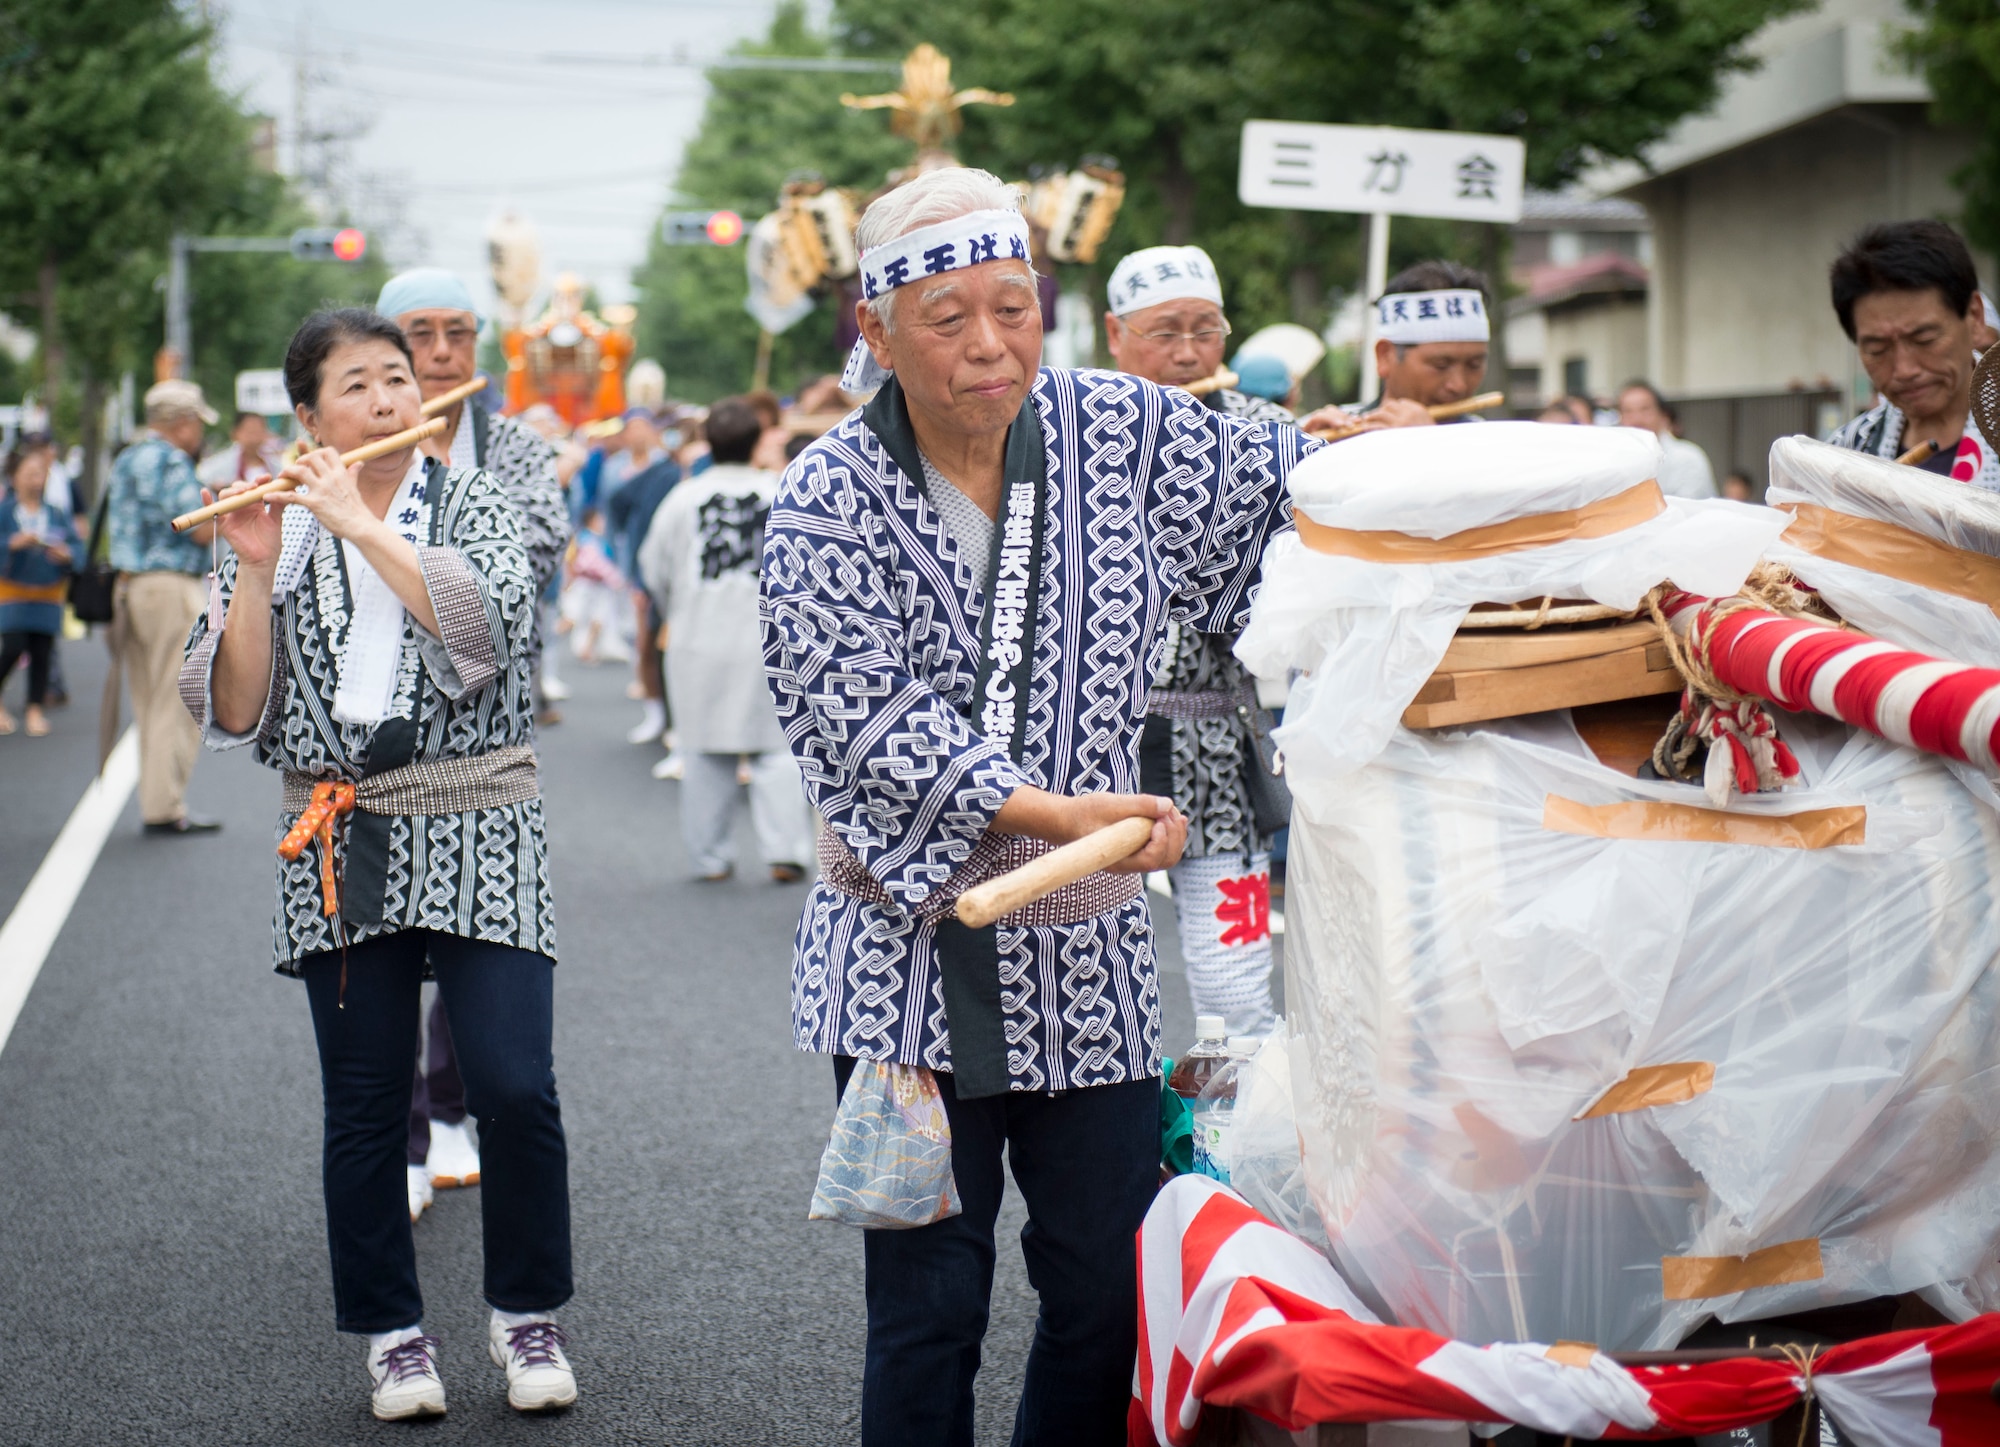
[278,781,354,917]
[1542,796,1867,850]
[1662,1239,1824,1300]
[1778,502,2000,615]
[1577,1061,1715,1119]
[1294,479,1665,564]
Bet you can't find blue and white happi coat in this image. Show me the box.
[760,367,1317,1092]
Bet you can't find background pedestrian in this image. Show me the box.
[107,379,222,835]
[638,395,808,883]
[1618,380,1718,497]
[0,442,79,736]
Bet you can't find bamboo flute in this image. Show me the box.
[1307,389,1508,440]
[170,416,448,533]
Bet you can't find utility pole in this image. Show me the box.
[162,234,190,379]
[293,11,310,186]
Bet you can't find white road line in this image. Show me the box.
[0,728,139,1056]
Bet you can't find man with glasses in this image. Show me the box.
[1104,245,1291,1037]
[376,269,571,1218]
[1828,220,1998,489]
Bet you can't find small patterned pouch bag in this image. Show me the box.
[809,1060,962,1228]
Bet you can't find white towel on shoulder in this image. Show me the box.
[270,456,436,726]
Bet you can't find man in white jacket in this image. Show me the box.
[639,396,813,883]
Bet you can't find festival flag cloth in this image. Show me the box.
[1133,1176,2000,1445]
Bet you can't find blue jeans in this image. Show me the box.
[833,1057,1160,1447]
[301,929,572,1333]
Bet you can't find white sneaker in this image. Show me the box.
[427,1118,481,1189]
[626,699,667,745]
[368,1332,446,1420]
[408,1163,434,1223]
[489,1316,577,1413]
[540,677,571,701]
[651,752,684,781]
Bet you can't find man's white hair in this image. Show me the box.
[855,167,1029,333]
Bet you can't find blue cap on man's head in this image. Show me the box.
[376,268,482,325]
[1231,352,1293,402]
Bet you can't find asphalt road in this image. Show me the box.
[0,637,1216,1446]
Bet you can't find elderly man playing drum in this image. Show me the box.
[760,168,1316,1446]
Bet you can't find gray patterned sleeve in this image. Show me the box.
[179,555,288,749]
[414,465,535,698]
[489,415,570,593]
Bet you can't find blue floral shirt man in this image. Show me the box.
[108,430,207,576]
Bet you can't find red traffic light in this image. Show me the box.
[331,227,367,262]
[704,210,744,246]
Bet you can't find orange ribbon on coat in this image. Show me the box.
[278,781,356,918]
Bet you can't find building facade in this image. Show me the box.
[1603,0,1984,408]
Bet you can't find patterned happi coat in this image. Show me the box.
[180,461,553,974]
[1147,387,1297,860]
[1830,396,2000,491]
[760,367,1315,1092]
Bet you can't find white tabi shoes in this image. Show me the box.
[426,1118,481,1189]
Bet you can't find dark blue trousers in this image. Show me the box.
[834,1056,1160,1447]
[300,929,572,1333]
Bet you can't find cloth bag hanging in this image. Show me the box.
[809,1060,962,1228]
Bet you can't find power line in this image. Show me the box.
[229,18,892,78]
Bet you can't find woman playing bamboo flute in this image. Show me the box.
[179,308,575,1422]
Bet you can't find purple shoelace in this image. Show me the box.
[378,1334,440,1386]
[504,1321,568,1369]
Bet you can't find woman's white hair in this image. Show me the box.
[855,167,1028,333]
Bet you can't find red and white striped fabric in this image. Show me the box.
[1660,590,2000,772]
[1132,1176,2000,1446]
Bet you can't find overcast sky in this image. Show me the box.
[214,0,811,308]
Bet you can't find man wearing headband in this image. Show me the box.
[1106,244,1289,1040]
[1368,258,1494,427]
[377,269,571,1214]
[765,169,1316,1445]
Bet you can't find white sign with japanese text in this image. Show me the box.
[1238,121,1525,224]
[235,370,290,416]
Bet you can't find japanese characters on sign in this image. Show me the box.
[1237,121,1525,223]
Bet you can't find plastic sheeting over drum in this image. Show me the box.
[1246,425,2000,1351]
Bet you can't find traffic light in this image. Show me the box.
[290,226,368,262]
[661,210,745,247]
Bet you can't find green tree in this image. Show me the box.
[1900,0,2000,255]
[644,0,1810,396]
[0,0,248,418]
[631,2,911,400]
[835,0,1396,376]
[1406,0,1810,190]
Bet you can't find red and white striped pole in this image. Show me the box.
[1659,590,2000,773]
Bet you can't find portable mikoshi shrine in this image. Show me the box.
[975,374,2000,1441]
